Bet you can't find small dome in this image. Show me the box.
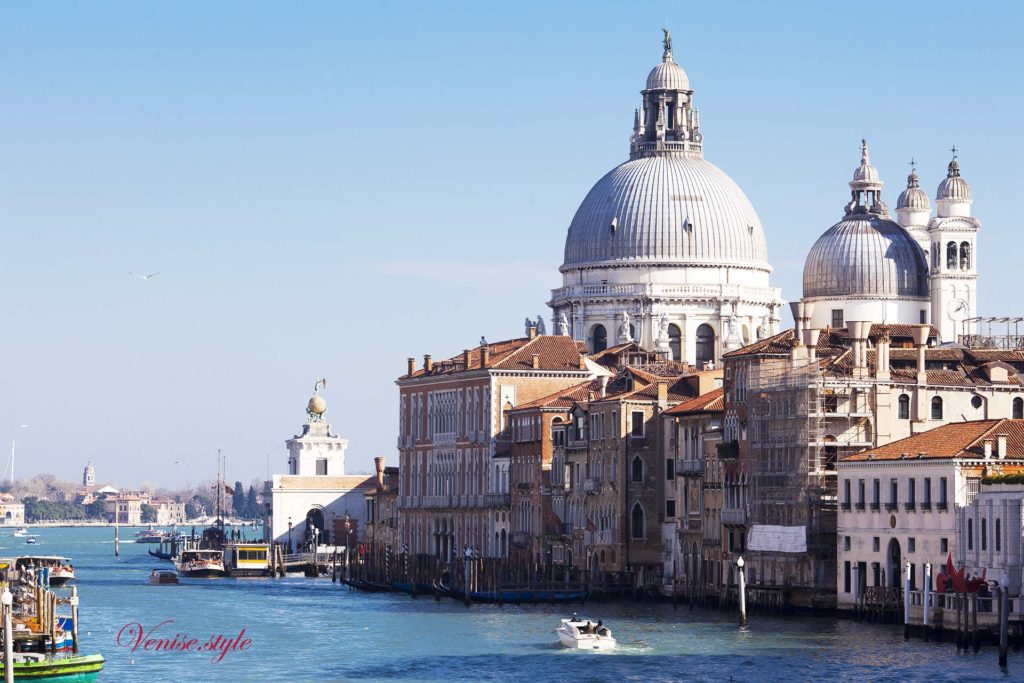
[896,170,931,211]
[646,59,689,91]
[937,158,972,201]
[803,214,929,299]
[850,140,881,187]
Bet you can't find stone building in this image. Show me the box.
[363,456,400,574]
[959,478,1024,594]
[0,494,25,526]
[397,332,597,562]
[836,420,1024,609]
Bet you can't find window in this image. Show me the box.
[920,310,927,324]
[668,324,682,362]
[1014,397,1024,419]
[947,241,958,270]
[968,519,973,550]
[872,536,880,552]
[923,477,932,508]
[666,499,676,518]
[630,503,645,539]
[939,477,948,509]
[907,478,916,508]
[631,456,644,483]
[898,394,910,420]
[316,458,328,476]
[960,241,971,270]
[857,479,865,509]
[831,309,844,328]
[843,479,851,509]
[887,478,898,509]
[630,411,644,437]
[843,535,851,551]
[940,538,948,554]
[666,458,674,481]
[871,479,880,510]
[931,396,944,420]
[996,519,1002,552]
[592,324,607,353]
[695,324,715,368]
[982,518,987,551]
[908,537,916,553]
[844,561,851,593]
[971,395,983,409]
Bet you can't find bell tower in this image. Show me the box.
[928,149,980,342]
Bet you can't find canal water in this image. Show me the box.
[9,526,1020,681]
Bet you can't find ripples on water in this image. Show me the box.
[10,527,1018,682]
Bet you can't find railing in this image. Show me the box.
[920,501,931,511]
[549,282,781,305]
[482,493,510,507]
[885,502,898,511]
[904,502,916,511]
[511,531,530,548]
[583,478,602,494]
[676,459,704,476]
[721,507,746,525]
[421,495,452,508]
[959,334,1024,350]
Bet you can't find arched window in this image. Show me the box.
[947,242,958,270]
[631,503,645,539]
[696,323,715,368]
[898,394,910,420]
[668,324,682,362]
[960,242,971,270]
[631,455,644,483]
[592,325,607,353]
[932,243,939,270]
[931,396,944,420]
[1014,398,1024,420]
[823,435,838,470]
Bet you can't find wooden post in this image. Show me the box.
[738,557,747,627]
[955,592,963,649]
[922,563,931,642]
[70,586,79,654]
[903,561,911,640]
[998,586,1009,668]
[971,592,979,652]
[49,592,57,654]
[114,524,120,558]
[3,587,12,683]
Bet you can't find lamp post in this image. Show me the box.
[737,555,747,627]
[287,518,293,554]
[344,513,352,579]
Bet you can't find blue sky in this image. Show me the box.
[1,1,1022,487]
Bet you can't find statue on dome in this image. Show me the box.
[535,315,546,336]
[662,27,672,58]
[557,312,570,337]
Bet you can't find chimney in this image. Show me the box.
[423,354,433,373]
[462,349,471,369]
[407,357,416,376]
[374,456,386,487]
[598,375,608,399]
[802,328,821,361]
[789,301,805,343]
[657,380,669,408]
[912,324,929,381]
[480,344,490,368]
[984,440,993,460]
[847,321,869,370]
[528,325,537,339]
[531,353,540,369]
[876,327,891,379]
[997,433,1008,460]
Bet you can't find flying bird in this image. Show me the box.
[129,272,161,281]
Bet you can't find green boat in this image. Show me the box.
[0,654,105,681]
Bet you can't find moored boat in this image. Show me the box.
[0,653,105,681]
[223,543,270,577]
[176,549,226,578]
[134,528,165,544]
[15,557,75,587]
[556,616,616,650]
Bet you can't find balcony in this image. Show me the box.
[516,482,532,491]
[920,501,932,511]
[675,459,704,477]
[870,502,880,511]
[855,502,865,511]
[511,531,530,548]
[583,478,602,494]
[547,523,574,537]
[903,502,916,512]
[936,501,948,511]
[840,502,851,511]
[482,493,511,507]
[885,502,898,511]
[721,507,746,526]
[422,495,452,508]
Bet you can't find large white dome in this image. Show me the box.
[561,155,771,272]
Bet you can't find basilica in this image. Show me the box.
[549,32,980,364]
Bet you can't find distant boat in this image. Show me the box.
[25,537,38,545]
[148,569,179,585]
[556,616,616,650]
[176,549,226,578]
[16,556,75,586]
[135,529,164,544]
[12,528,29,537]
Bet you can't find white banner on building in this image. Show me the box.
[747,525,807,553]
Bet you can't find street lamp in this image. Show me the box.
[287,517,293,554]
[736,555,747,627]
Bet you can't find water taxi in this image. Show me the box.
[176,549,226,578]
[134,528,165,544]
[556,616,616,650]
[148,569,179,585]
[15,557,75,587]
[24,537,37,546]
[224,543,270,577]
[0,653,105,681]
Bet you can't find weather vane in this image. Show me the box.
[950,144,958,159]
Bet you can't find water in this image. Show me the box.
[11,527,1020,681]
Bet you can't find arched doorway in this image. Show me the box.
[887,538,901,588]
[668,324,682,361]
[696,324,715,368]
[499,528,507,558]
[592,325,607,353]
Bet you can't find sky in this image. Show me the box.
[1,1,1022,487]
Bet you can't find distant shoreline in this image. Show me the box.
[3,520,262,529]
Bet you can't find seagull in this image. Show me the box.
[129,272,161,281]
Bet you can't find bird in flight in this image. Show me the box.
[129,272,161,281]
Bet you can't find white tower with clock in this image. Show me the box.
[928,151,980,343]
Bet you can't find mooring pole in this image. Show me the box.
[737,556,747,627]
[2,587,12,683]
[998,585,1009,668]
[903,561,912,640]
[70,586,79,654]
[922,563,932,642]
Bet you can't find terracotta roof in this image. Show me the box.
[842,419,1024,461]
[724,325,940,360]
[821,347,1024,387]
[510,380,600,411]
[405,335,588,378]
[664,387,725,415]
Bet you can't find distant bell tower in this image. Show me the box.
[83,462,96,487]
[928,149,980,343]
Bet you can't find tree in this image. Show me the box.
[140,504,158,524]
[245,485,259,519]
[232,481,244,517]
[85,498,108,520]
[185,494,213,519]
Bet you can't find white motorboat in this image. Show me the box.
[556,616,616,650]
[12,528,29,537]
[176,549,226,578]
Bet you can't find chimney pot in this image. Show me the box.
[423,354,433,373]
[997,433,1008,460]
[985,441,993,460]
[481,345,490,368]
[531,353,540,369]
[598,375,609,399]
[657,380,669,407]
[462,349,471,369]
[528,325,537,339]
[407,357,416,376]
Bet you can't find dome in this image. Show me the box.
[850,140,881,188]
[896,170,930,211]
[561,155,769,270]
[937,158,971,201]
[803,214,929,299]
[646,59,689,91]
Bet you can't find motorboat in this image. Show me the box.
[148,569,179,585]
[16,556,75,586]
[11,528,29,538]
[176,549,226,578]
[556,615,616,650]
[135,528,165,544]
[25,536,37,545]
